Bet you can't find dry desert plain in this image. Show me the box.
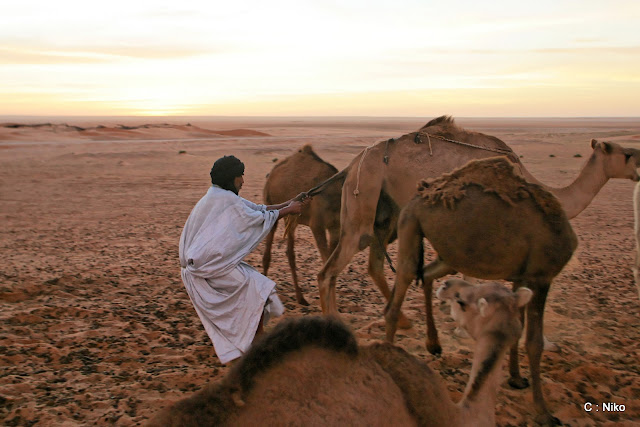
[1,116,639,426]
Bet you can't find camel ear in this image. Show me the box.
[478,298,489,317]
[446,278,472,288]
[515,288,533,308]
[591,139,613,153]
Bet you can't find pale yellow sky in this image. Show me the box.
[1,0,639,117]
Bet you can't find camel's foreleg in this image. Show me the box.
[525,281,560,426]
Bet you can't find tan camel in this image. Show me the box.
[633,182,640,299]
[262,145,343,305]
[318,116,640,319]
[263,145,411,326]
[385,157,577,426]
[150,281,532,427]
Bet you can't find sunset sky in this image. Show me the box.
[1,0,639,117]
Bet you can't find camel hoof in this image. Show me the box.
[508,376,530,389]
[397,314,413,330]
[426,342,442,355]
[297,297,310,306]
[535,413,562,426]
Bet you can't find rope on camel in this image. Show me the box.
[282,168,348,239]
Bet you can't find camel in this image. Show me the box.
[150,280,533,427]
[317,116,640,319]
[633,182,640,300]
[385,157,578,425]
[262,144,343,305]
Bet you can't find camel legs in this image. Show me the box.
[262,221,278,276]
[369,238,412,329]
[385,213,444,342]
[421,259,456,354]
[286,226,309,306]
[508,281,529,389]
[317,230,363,315]
[508,281,559,426]
[525,282,559,426]
[310,224,331,262]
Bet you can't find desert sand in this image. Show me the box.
[1,116,639,426]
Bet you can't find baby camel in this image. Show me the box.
[150,281,531,427]
[385,157,577,426]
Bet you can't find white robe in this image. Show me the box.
[179,185,285,363]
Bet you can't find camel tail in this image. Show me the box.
[230,316,358,394]
[416,238,424,288]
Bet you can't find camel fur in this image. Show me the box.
[150,280,531,427]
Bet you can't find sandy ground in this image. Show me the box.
[1,117,639,426]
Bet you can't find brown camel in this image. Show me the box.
[318,116,640,319]
[150,280,532,427]
[385,157,578,426]
[263,144,343,305]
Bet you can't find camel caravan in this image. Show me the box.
[158,116,640,426]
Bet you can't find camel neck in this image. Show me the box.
[518,153,608,219]
[458,334,509,427]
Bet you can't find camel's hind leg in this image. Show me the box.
[286,226,309,306]
[310,223,330,262]
[369,238,412,329]
[422,259,455,355]
[508,281,529,389]
[317,230,364,315]
[262,220,278,276]
[385,209,434,342]
[317,153,384,315]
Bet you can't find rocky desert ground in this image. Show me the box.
[1,116,639,425]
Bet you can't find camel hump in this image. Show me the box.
[299,144,315,154]
[416,156,564,218]
[229,316,358,394]
[420,115,455,130]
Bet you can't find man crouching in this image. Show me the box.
[179,155,308,364]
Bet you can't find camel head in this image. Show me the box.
[436,279,532,343]
[591,139,640,182]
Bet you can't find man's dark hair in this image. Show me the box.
[210,155,245,194]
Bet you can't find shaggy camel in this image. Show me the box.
[318,116,640,319]
[385,157,577,426]
[262,145,342,305]
[150,280,532,427]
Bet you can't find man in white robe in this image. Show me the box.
[179,155,306,364]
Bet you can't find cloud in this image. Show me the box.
[0,45,215,65]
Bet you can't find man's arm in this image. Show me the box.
[266,192,309,211]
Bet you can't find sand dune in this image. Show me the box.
[0,122,270,142]
[1,117,639,425]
